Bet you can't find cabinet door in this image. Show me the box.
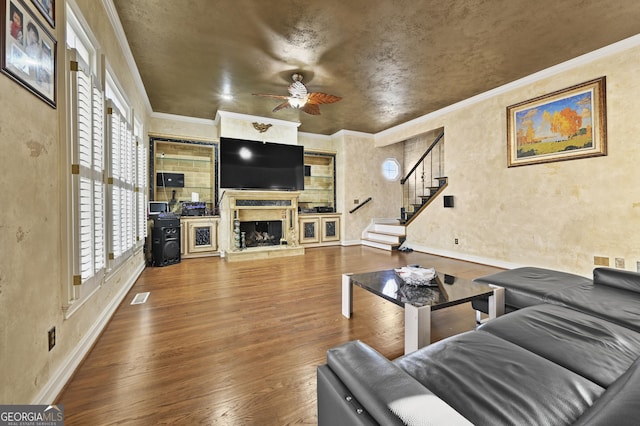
[321,217,340,242]
[187,220,218,253]
[299,217,320,244]
[180,222,186,255]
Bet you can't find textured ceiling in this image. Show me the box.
[112,0,640,135]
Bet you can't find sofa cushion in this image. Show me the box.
[478,304,640,387]
[594,267,640,294]
[394,331,603,426]
[545,284,640,332]
[473,267,591,309]
[573,357,640,426]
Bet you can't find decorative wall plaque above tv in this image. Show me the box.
[219,137,304,191]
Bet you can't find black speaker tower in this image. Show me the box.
[152,217,181,267]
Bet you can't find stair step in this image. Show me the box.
[372,223,406,236]
[362,239,400,251]
[365,232,402,244]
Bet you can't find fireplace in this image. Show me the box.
[219,190,305,261]
[240,221,283,247]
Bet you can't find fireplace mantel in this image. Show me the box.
[219,190,304,261]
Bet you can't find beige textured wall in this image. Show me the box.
[218,113,298,144]
[0,0,148,403]
[384,45,640,276]
[298,132,337,152]
[149,115,218,141]
[337,132,404,242]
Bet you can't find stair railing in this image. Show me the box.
[349,197,372,214]
[399,131,445,223]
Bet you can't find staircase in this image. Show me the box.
[361,130,446,251]
[401,177,448,225]
[362,221,406,251]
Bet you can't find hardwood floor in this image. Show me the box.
[56,246,502,425]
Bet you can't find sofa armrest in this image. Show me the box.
[573,357,640,425]
[594,267,640,294]
[326,340,472,426]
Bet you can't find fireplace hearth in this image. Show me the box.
[240,221,283,247]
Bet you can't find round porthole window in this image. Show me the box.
[382,158,400,181]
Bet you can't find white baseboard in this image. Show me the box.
[33,260,146,404]
[399,242,525,271]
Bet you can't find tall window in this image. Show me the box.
[106,99,136,262]
[134,117,148,240]
[65,5,146,313]
[67,6,104,308]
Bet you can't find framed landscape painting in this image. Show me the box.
[506,77,607,167]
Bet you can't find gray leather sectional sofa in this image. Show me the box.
[317,267,640,425]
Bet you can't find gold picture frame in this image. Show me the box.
[507,77,606,167]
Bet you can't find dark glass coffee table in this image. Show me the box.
[342,269,504,354]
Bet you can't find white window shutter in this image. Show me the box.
[136,138,148,240]
[70,49,105,284]
[107,102,137,262]
[92,83,105,272]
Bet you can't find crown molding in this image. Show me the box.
[331,129,375,139]
[150,111,217,126]
[298,131,333,141]
[375,33,640,144]
[102,0,152,115]
[215,110,301,128]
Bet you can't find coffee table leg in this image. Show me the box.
[404,304,431,355]
[488,285,505,319]
[342,273,353,318]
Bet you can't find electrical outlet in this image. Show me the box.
[354,199,359,204]
[615,258,625,269]
[594,256,609,266]
[48,327,56,351]
[454,238,459,245]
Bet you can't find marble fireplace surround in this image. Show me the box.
[219,190,305,261]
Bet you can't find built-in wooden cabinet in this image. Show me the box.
[299,152,336,212]
[299,217,320,244]
[299,214,341,246]
[151,137,217,212]
[180,216,219,258]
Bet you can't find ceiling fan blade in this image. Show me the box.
[252,93,290,100]
[272,100,292,112]
[306,92,342,105]
[301,103,321,115]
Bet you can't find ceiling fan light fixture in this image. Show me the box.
[288,96,308,108]
[252,72,341,115]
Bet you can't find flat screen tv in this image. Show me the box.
[156,172,184,188]
[219,137,304,190]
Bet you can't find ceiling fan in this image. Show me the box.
[253,73,341,115]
